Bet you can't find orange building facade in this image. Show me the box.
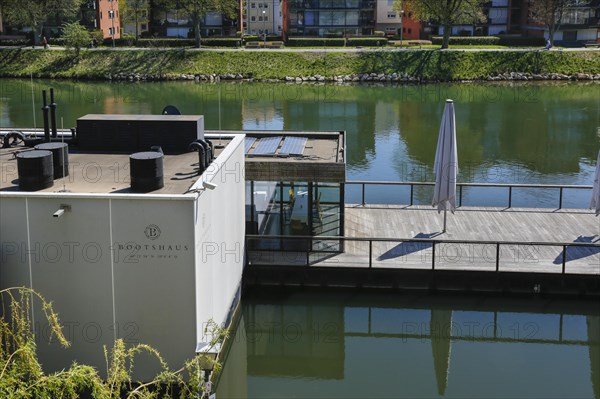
[97,0,121,39]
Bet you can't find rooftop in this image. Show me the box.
[0,136,233,195]
[0,129,347,194]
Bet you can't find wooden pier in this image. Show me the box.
[245,205,600,295]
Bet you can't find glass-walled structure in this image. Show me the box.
[285,0,375,37]
[246,181,344,247]
[233,130,346,262]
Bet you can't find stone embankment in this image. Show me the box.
[108,72,600,83]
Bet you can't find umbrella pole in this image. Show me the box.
[443,209,447,232]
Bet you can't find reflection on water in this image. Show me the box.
[1,80,598,206]
[217,291,600,399]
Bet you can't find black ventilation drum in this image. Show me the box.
[34,142,69,178]
[130,151,164,193]
[16,150,54,191]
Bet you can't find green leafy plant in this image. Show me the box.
[0,287,227,398]
[61,22,91,57]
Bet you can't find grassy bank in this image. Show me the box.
[1,48,599,81]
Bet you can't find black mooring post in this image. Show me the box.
[41,90,50,142]
[50,88,58,138]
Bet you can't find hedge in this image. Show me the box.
[136,38,195,47]
[286,37,346,46]
[347,37,388,46]
[201,38,241,47]
[0,39,32,46]
[431,36,500,45]
[497,36,546,47]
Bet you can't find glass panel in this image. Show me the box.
[313,183,342,238]
[346,11,359,25]
[305,11,317,26]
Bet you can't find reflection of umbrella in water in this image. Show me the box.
[590,148,600,217]
[432,100,458,232]
[431,309,452,396]
[588,315,600,399]
[553,235,600,264]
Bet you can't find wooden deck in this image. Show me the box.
[249,205,600,275]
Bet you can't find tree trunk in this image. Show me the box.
[33,23,42,47]
[193,13,201,48]
[548,22,556,46]
[135,13,139,42]
[442,24,451,49]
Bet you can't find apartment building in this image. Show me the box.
[244,0,283,36]
[375,0,420,39]
[96,0,122,39]
[284,0,376,37]
[151,7,238,37]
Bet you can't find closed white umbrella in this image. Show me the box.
[432,99,458,232]
[591,148,600,217]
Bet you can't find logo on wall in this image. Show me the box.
[144,224,161,240]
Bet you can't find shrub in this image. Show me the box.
[201,38,242,47]
[90,30,104,42]
[49,37,66,46]
[374,31,385,37]
[431,36,500,45]
[286,37,346,46]
[136,38,195,47]
[497,35,545,47]
[347,37,388,46]
[0,38,31,46]
[243,35,259,42]
[61,22,91,55]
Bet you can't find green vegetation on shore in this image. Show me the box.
[0,48,599,81]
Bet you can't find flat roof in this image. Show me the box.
[210,130,346,183]
[0,129,347,192]
[0,136,233,195]
[78,114,203,122]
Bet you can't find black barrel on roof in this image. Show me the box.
[130,151,164,192]
[17,150,54,191]
[34,142,69,178]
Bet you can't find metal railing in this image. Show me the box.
[246,234,600,274]
[346,180,593,209]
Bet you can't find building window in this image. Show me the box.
[141,24,147,30]
[387,12,396,18]
[264,16,269,21]
[100,11,103,19]
[251,2,256,7]
[251,16,256,21]
[258,16,263,21]
[263,2,269,7]
[408,28,412,34]
[258,2,262,7]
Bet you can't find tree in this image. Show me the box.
[1,0,83,45]
[397,0,487,49]
[62,21,90,56]
[121,0,150,41]
[529,0,578,46]
[156,0,238,48]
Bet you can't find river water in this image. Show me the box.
[1,79,599,398]
[1,79,599,206]
[217,290,600,399]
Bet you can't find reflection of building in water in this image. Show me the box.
[588,316,600,399]
[242,99,283,130]
[244,301,345,379]
[217,295,600,398]
[281,98,376,168]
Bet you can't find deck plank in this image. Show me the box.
[296,206,599,275]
